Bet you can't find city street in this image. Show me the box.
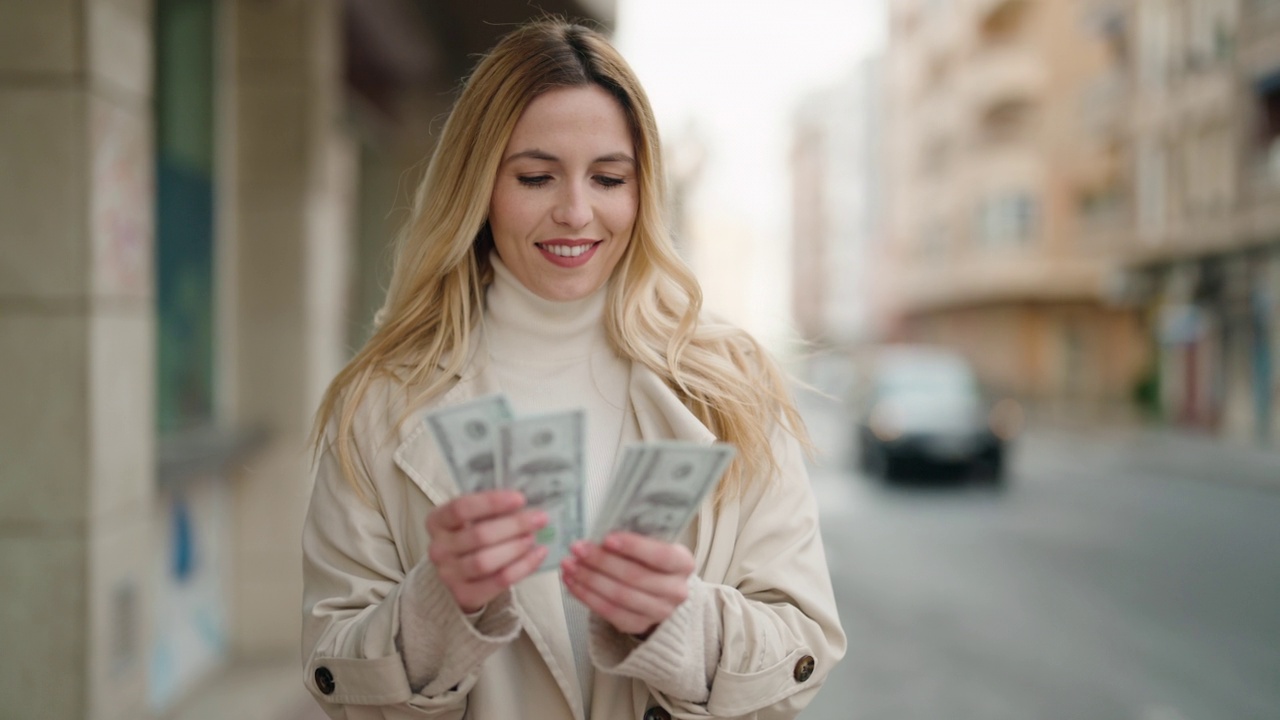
[797,389,1280,720]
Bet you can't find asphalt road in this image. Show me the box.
[797,389,1280,720]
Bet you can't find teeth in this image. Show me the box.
[540,243,593,258]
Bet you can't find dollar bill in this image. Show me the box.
[594,442,736,543]
[589,444,646,542]
[498,410,586,572]
[424,394,514,494]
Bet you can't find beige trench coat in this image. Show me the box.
[302,346,846,720]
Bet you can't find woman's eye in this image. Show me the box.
[517,175,552,187]
[595,175,626,189]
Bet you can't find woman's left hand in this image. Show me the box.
[560,532,696,637]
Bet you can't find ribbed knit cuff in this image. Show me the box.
[588,576,720,703]
[398,556,521,695]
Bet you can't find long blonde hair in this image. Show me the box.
[312,19,808,503]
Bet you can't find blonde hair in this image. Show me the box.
[312,19,808,503]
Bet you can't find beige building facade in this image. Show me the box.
[880,0,1149,414]
[1090,0,1280,445]
[0,2,612,719]
[790,56,885,349]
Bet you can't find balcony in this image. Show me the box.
[962,42,1047,122]
[892,253,1106,315]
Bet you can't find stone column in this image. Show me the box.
[0,1,155,719]
[221,0,353,658]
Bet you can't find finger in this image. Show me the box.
[562,556,679,621]
[569,542,690,602]
[455,533,538,581]
[563,567,656,636]
[600,532,696,575]
[450,544,549,612]
[428,491,526,533]
[438,509,548,556]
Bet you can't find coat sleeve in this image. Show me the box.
[589,423,847,719]
[301,434,521,719]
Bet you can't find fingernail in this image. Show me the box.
[603,535,622,551]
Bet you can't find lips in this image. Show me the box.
[535,240,601,268]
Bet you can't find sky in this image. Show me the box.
[614,0,886,342]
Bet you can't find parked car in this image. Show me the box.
[854,346,1022,485]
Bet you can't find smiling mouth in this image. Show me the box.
[536,241,600,258]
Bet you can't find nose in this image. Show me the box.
[551,181,592,229]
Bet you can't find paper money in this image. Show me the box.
[590,445,645,542]
[498,410,586,571]
[424,395,513,493]
[593,442,735,543]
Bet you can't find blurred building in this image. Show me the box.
[0,1,613,719]
[878,0,1149,416]
[1090,0,1280,445]
[790,56,886,349]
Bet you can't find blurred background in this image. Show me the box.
[1,0,1278,719]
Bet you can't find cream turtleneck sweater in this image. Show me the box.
[483,254,639,715]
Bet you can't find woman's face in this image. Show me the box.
[489,84,639,301]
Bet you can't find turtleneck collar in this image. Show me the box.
[484,252,610,363]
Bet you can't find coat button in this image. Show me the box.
[793,654,816,683]
[314,666,336,695]
[643,707,672,720]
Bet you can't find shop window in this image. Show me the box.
[1256,74,1280,183]
[155,0,215,434]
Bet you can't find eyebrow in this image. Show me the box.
[503,149,635,165]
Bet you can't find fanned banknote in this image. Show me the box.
[498,410,586,572]
[592,441,736,543]
[589,444,644,542]
[424,394,514,493]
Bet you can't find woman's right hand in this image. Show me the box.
[425,490,549,613]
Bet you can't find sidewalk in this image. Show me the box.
[1030,419,1280,492]
[164,658,325,720]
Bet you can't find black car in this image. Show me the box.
[855,346,1021,485]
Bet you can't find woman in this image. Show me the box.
[303,18,845,720]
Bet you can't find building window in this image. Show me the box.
[974,192,1038,247]
[1138,0,1171,92]
[1185,0,1233,72]
[1138,138,1168,236]
[979,0,1031,41]
[980,99,1035,145]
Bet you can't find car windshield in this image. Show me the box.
[875,355,979,400]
